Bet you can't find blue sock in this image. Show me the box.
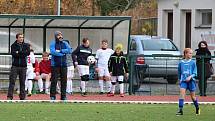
[193,99,199,109]
[179,99,184,110]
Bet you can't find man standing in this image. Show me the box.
[7,33,30,100]
[50,31,72,100]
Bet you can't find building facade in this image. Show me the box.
[157,0,215,54]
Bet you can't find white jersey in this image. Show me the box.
[27,51,36,69]
[95,48,114,66]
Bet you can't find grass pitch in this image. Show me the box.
[0,103,214,121]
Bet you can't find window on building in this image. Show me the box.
[196,9,212,28]
[202,12,212,25]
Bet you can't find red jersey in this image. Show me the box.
[39,59,51,74]
[34,59,40,73]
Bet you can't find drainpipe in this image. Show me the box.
[57,0,61,16]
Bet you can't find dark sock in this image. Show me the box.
[179,99,184,110]
[193,99,199,109]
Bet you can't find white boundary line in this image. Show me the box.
[0,100,215,104]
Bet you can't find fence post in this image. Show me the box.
[201,56,205,96]
[128,54,134,95]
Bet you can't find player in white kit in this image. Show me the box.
[64,40,74,95]
[95,40,114,94]
[25,46,36,96]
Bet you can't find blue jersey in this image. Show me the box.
[178,59,197,91]
[178,59,197,82]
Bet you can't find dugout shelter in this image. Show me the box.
[0,14,132,89]
[0,14,131,54]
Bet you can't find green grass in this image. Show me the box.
[0,103,214,121]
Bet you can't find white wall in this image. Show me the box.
[158,0,215,53]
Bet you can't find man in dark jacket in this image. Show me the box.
[7,33,30,100]
[49,31,72,101]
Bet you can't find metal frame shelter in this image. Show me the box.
[0,14,132,54]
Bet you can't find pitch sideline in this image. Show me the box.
[0,100,215,104]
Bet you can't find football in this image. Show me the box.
[87,56,96,64]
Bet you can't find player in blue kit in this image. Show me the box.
[176,48,200,116]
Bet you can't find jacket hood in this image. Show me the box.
[54,31,63,40]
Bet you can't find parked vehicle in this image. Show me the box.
[129,35,181,89]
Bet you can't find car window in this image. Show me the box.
[130,39,137,51]
[141,39,178,51]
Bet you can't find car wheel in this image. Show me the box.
[167,77,178,84]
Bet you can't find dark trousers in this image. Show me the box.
[50,66,67,100]
[7,66,27,100]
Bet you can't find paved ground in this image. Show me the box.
[1,78,215,103]
[0,93,215,103]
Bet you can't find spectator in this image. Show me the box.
[195,41,212,96]
[108,44,128,97]
[7,33,30,100]
[49,31,72,100]
[72,38,92,97]
[95,39,114,94]
[39,52,51,94]
[64,40,74,95]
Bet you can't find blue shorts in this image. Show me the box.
[180,80,196,92]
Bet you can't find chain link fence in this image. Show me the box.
[128,54,215,96]
[1,54,215,96]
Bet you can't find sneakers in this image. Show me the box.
[120,93,125,97]
[99,92,104,95]
[7,97,13,100]
[66,92,73,95]
[176,108,200,116]
[81,92,87,97]
[107,92,114,97]
[196,108,200,115]
[176,110,183,116]
[37,91,44,94]
[27,92,32,97]
[45,91,50,95]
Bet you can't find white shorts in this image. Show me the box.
[41,73,50,79]
[33,73,41,80]
[67,66,74,78]
[33,73,36,79]
[77,65,89,76]
[98,65,110,77]
[26,67,34,80]
[111,76,124,82]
